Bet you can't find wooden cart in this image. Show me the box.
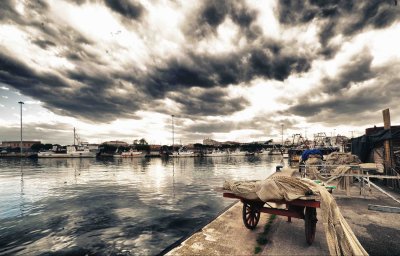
[223,192,320,245]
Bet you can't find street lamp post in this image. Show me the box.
[18,101,24,157]
[171,115,175,149]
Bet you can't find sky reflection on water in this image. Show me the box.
[0,156,283,255]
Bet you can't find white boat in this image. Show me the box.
[113,149,145,158]
[228,149,247,156]
[38,145,96,158]
[171,148,195,157]
[204,149,228,157]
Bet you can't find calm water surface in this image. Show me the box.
[0,156,284,255]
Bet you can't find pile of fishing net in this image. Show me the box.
[305,152,362,187]
[223,175,368,256]
[324,152,361,165]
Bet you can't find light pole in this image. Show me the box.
[171,115,175,149]
[18,101,24,156]
[281,124,283,145]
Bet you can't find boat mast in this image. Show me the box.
[73,127,76,146]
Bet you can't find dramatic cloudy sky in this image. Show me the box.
[0,0,399,145]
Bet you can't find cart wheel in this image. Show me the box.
[242,202,260,230]
[304,207,317,245]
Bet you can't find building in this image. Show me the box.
[1,141,41,149]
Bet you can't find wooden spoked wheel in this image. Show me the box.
[304,207,317,245]
[242,202,261,230]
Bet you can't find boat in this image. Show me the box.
[113,149,145,158]
[38,128,97,158]
[38,145,96,158]
[171,148,196,157]
[282,148,289,158]
[204,149,228,157]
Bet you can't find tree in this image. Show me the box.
[139,138,148,145]
[31,143,53,152]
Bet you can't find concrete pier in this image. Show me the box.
[166,168,400,255]
[167,168,295,255]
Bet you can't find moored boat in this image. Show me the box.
[204,149,228,157]
[171,148,196,157]
[113,149,145,158]
[38,145,96,158]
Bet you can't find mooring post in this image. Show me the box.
[382,109,393,186]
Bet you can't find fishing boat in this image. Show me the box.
[171,148,196,157]
[204,149,228,157]
[38,145,96,158]
[113,149,145,158]
[38,128,97,158]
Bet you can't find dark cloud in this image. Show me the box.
[184,0,261,40]
[104,0,144,20]
[285,53,375,117]
[284,53,400,126]
[0,0,19,23]
[277,0,399,57]
[0,51,140,122]
[0,40,310,122]
[183,121,235,134]
[321,53,374,94]
[2,0,397,132]
[31,39,56,49]
[139,46,310,99]
[169,88,250,116]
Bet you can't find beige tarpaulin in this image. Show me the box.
[223,176,368,256]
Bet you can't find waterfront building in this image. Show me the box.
[1,141,41,149]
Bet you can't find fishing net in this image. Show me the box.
[324,152,361,165]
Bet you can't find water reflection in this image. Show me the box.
[0,156,283,255]
[20,161,24,218]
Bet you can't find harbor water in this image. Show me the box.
[0,156,284,255]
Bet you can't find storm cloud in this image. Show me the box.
[285,52,400,126]
[277,0,399,57]
[104,0,144,20]
[0,0,400,144]
[184,0,261,40]
[0,0,313,122]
